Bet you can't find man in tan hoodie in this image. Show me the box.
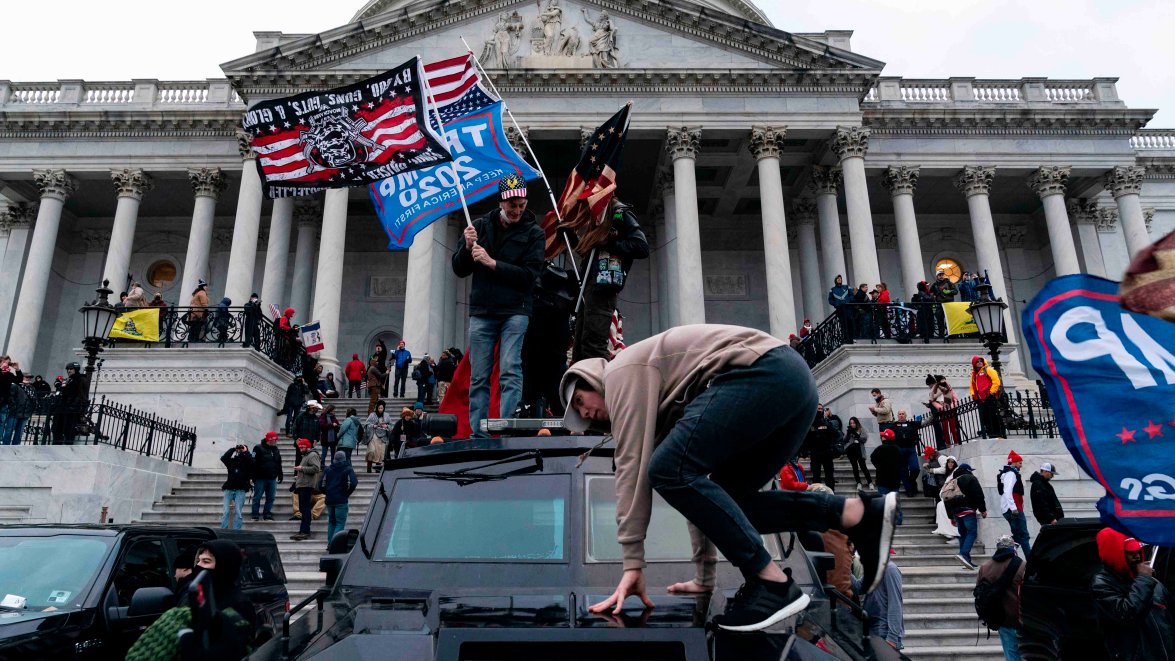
[560,324,897,632]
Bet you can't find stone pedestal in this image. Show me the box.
[97,347,292,469]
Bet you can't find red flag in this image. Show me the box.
[438,344,502,439]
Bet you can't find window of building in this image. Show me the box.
[146,260,177,290]
[934,258,963,283]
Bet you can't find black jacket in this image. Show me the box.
[251,442,284,481]
[945,466,988,517]
[283,382,308,410]
[1091,569,1175,660]
[435,357,457,382]
[575,204,650,290]
[452,208,545,317]
[891,420,920,449]
[220,447,254,491]
[1029,471,1064,524]
[869,443,903,489]
[319,457,358,507]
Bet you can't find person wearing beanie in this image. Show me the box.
[453,174,545,438]
[870,428,904,525]
[798,318,813,338]
[1092,527,1175,659]
[1029,462,1064,526]
[291,438,321,541]
[975,535,1025,658]
[998,451,1031,555]
[969,355,1004,438]
[187,279,210,341]
[344,353,365,398]
[250,431,283,521]
[788,333,801,349]
[243,292,263,350]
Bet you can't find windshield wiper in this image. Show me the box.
[414,451,544,486]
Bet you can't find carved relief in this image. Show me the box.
[1096,207,1119,233]
[666,127,701,161]
[807,166,842,196]
[32,169,77,201]
[1104,166,1145,199]
[997,224,1027,249]
[583,9,619,69]
[481,11,525,68]
[1144,207,1155,233]
[0,203,36,233]
[748,126,786,161]
[80,230,110,252]
[213,229,235,251]
[703,274,748,299]
[110,168,154,200]
[881,165,919,196]
[831,126,870,160]
[504,124,529,157]
[504,0,613,69]
[188,167,227,200]
[791,198,818,223]
[955,166,996,198]
[874,225,897,249]
[1027,165,1070,198]
[294,200,321,226]
[1067,198,1100,225]
[532,0,564,56]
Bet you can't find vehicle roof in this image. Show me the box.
[0,523,276,543]
[389,436,613,469]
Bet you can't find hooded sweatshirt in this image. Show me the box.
[1029,471,1064,524]
[196,539,258,635]
[970,356,1002,400]
[1091,528,1175,660]
[559,324,784,582]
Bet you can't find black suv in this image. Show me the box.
[0,524,288,659]
[252,437,895,661]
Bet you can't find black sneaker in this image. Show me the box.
[263,515,275,521]
[846,491,898,595]
[712,577,810,632]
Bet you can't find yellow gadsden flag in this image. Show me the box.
[942,302,979,336]
[109,308,161,342]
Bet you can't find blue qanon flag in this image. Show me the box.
[368,101,540,250]
[1023,274,1175,545]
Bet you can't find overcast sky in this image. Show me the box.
[2,0,1171,125]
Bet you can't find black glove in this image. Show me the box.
[277,475,284,484]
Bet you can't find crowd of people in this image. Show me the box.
[0,355,87,445]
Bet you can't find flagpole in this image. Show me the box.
[419,54,475,230]
[459,37,581,281]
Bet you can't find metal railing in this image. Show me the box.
[916,385,1058,451]
[105,306,307,374]
[14,394,197,465]
[796,302,983,368]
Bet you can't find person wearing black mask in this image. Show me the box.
[183,540,258,657]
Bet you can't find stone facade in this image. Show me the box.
[0,0,1172,387]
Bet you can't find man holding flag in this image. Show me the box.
[452,175,545,437]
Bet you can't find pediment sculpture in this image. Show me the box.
[480,0,616,69]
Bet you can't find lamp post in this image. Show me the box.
[967,282,1009,376]
[79,280,118,400]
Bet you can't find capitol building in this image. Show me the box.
[0,0,1171,422]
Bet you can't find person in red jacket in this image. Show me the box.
[344,353,365,398]
[778,459,808,491]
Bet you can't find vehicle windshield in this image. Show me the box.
[0,534,115,610]
[585,475,781,562]
[379,474,569,561]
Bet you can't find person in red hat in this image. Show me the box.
[998,450,1031,555]
[250,431,283,521]
[1092,527,1175,658]
[870,429,904,525]
[344,353,365,398]
[798,319,813,338]
[290,438,322,541]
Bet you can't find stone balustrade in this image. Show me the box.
[0,79,243,109]
[864,76,1120,107]
[1132,129,1175,151]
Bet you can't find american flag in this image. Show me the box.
[608,309,626,359]
[543,104,632,259]
[244,57,451,198]
[423,53,499,129]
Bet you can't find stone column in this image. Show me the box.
[179,168,225,305]
[809,166,846,299]
[1069,199,1107,278]
[403,221,438,358]
[1028,166,1080,276]
[749,126,796,337]
[260,197,294,309]
[792,199,823,325]
[0,204,35,350]
[955,166,1013,329]
[657,169,679,328]
[7,170,76,364]
[832,126,881,286]
[310,188,348,374]
[429,219,451,354]
[289,201,319,324]
[667,127,705,325]
[442,217,460,352]
[1104,166,1150,258]
[882,166,925,297]
[103,169,154,290]
[223,131,265,305]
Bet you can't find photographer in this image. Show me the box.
[220,443,254,530]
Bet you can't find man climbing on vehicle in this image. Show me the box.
[561,324,898,632]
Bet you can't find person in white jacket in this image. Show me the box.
[931,456,960,540]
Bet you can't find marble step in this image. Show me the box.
[899,567,985,586]
[889,552,992,568]
[160,488,377,501]
[901,597,981,615]
[903,645,1005,661]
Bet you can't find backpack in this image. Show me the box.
[974,556,1022,632]
[940,476,964,506]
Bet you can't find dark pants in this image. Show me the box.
[956,512,978,559]
[394,367,408,398]
[284,405,300,435]
[979,397,1005,438]
[339,447,353,463]
[297,487,314,535]
[1003,511,1032,555]
[346,381,361,398]
[846,445,871,485]
[416,381,433,404]
[251,478,276,517]
[646,346,844,579]
[810,453,835,489]
[898,447,919,495]
[572,282,617,362]
[320,441,337,464]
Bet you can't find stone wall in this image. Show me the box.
[0,444,188,524]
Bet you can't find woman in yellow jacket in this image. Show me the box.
[969,355,1004,438]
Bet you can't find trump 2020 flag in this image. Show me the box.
[1023,274,1175,545]
[368,101,540,250]
[244,57,451,198]
[299,321,325,354]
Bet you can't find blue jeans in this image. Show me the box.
[1003,511,1032,556]
[251,479,277,518]
[999,626,1022,660]
[956,512,978,559]
[646,346,844,578]
[877,486,903,526]
[898,447,919,495]
[326,503,350,548]
[221,490,246,529]
[468,314,529,438]
[0,410,22,445]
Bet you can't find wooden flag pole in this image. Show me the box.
[419,54,475,230]
[459,37,581,281]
